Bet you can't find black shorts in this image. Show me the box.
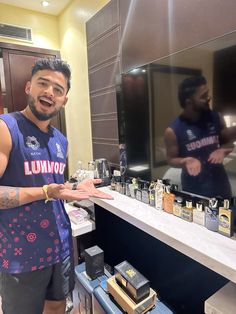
[0,255,75,314]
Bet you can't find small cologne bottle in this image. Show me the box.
[230,197,236,233]
[115,176,121,193]
[182,199,193,222]
[149,182,156,207]
[218,199,234,237]
[173,196,183,218]
[119,181,126,194]
[155,180,164,210]
[129,178,138,198]
[136,182,142,202]
[125,179,131,197]
[193,200,205,226]
[163,185,175,214]
[205,198,218,232]
[110,175,116,191]
[141,182,150,204]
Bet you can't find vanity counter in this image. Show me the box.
[91,187,236,283]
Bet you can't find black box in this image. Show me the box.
[115,260,150,303]
[84,245,104,280]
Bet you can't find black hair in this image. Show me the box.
[31,58,71,93]
[178,75,207,108]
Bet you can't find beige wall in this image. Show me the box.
[58,0,109,175]
[0,0,109,175]
[0,3,59,49]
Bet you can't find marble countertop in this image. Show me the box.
[91,187,236,283]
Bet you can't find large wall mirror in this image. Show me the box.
[117,31,236,197]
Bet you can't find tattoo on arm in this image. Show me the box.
[0,186,20,209]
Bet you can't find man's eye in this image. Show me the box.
[54,88,63,95]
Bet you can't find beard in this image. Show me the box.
[27,94,60,121]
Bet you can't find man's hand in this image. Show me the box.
[208,148,226,164]
[77,179,113,199]
[47,179,113,201]
[184,157,201,176]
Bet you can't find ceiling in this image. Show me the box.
[0,0,72,16]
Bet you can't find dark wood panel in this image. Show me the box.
[92,141,120,164]
[91,118,119,139]
[90,89,117,115]
[86,0,119,44]
[87,28,120,69]
[120,0,236,72]
[88,60,120,93]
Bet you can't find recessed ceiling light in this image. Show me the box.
[41,1,50,7]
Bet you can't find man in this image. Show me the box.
[0,58,112,314]
[164,75,233,198]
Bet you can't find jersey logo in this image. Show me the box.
[186,129,196,141]
[207,122,216,134]
[26,136,40,151]
[56,143,64,159]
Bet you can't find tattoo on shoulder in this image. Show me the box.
[0,187,20,209]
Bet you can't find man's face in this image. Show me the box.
[25,69,68,121]
[190,84,211,112]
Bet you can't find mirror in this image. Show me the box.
[117,31,236,197]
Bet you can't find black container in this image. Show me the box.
[84,245,104,280]
[114,260,150,303]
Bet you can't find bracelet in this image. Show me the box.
[72,182,78,190]
[42,185,55,203]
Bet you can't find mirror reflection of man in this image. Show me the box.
[164,75,233,198]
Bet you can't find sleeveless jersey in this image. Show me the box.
[169,110,231,198]
[0,112,72,273]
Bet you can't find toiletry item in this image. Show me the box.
[193,201,205,226]
[136,182,142,202]
[230,197,236,233]
[205,198,218,231]
[125,179,131,197]
[129,178,138,198]
[163,185,175,214]
[149,182,156,206]
[141,182,150,204]
[182,199,193,222]
[115,177,121,193]
[155,180,164,210]
[173,196,183,218]
[110,175,116,191]
[218,199,234,237]
[120,181,126,194]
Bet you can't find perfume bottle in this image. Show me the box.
[155,179,164,210]
[136,182,142,202]
[110,175,116,191]
[119,181,126,195]
[205,198,218,232]
[125,179,131,197]
[173,196,183,218]
[218,199,234,237]
[163,185,175,214]
[182,199,193,222]
[141,182,150,204]
[149,182,156,207]
[115,176,121,193]
[230,197,236,233]
[129,178,138,198]
[193,200,205,226]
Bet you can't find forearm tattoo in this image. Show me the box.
[0,186,20,209]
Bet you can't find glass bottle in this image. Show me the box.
[205,198,218,231]
[182,199,193,222]
[193,200,205,226]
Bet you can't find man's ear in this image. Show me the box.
[62,96,68,107]
[25,81,31,95]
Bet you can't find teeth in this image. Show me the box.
[39,97,53,105]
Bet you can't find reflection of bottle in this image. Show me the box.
[110,175,116,191]
[125,179,131,197]
[193,201,205,226]
[149,182,156,207]
[218,199,234,237]
[129,178,138,198]
[205,198,218,231]
[136,182,142,202]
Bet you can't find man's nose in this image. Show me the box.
[44,85,54,96]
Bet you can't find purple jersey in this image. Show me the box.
[0,112,72,273]
[169,110,231,198]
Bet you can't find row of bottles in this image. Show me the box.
[110,175,235,238]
